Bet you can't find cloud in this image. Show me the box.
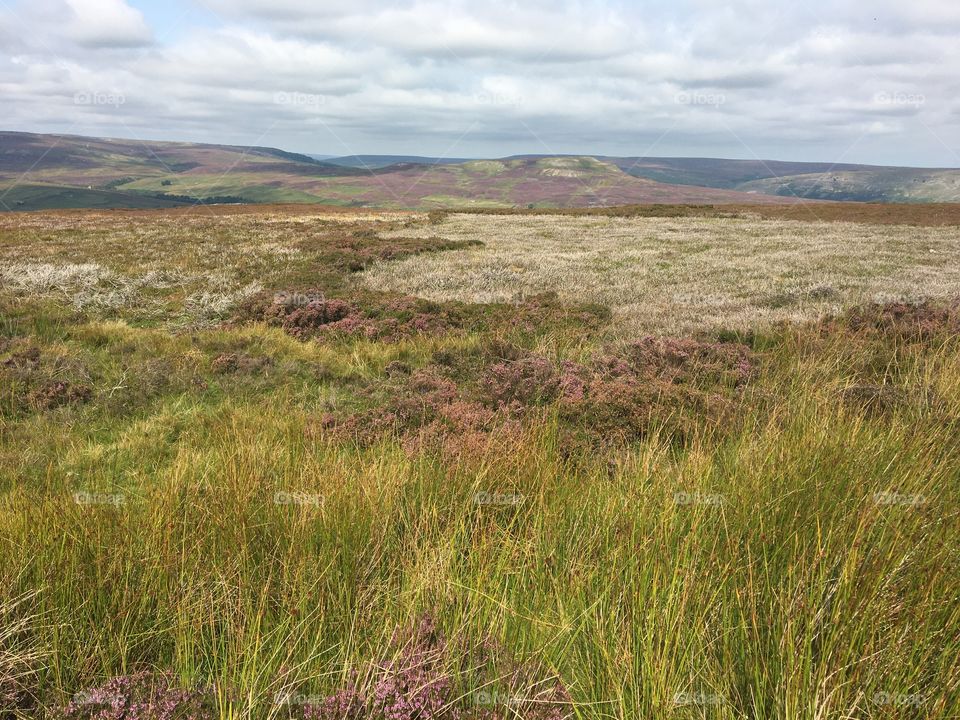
[198,0,633,62]
[1,0,958,165]
[64,0,153,47]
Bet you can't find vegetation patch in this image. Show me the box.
[363,212,960,335]
[2,207,959,719]
[321,335,753,453]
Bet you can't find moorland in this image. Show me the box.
[1,202,958,718]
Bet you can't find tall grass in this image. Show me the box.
[1,314,958,719]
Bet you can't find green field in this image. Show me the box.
[0,184,188,211]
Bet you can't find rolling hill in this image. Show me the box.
[2,131,958,211]
[599,157,880,188]
[321,155,475,169]
[0,133,805,211]
[735,168,960,203]
[507,154,960,203]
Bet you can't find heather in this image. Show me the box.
[0,207,958,719]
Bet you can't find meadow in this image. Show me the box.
[0,205,958,719]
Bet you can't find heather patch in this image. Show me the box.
[26,380,93,410]
[0,341,96,415]
[59,672,216,720]
[297,615,571,720]
[238,290,610,343]
[297,233,483,274]
[839,300,960,340]
[320,335,754,451]
[58,617,574,720]
[210,352,272,375]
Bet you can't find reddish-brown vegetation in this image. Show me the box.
[317,335,755,453]
[241,290,610,343]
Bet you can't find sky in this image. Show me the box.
[1,0,959,166]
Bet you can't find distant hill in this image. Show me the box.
[600,157,879,188]
[3,131,957,211]
[0,132,805,211]
[600,157,960,202]
[322,155,475,169]
[735,169,960,203]
[508,154,960,203]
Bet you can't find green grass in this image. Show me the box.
[0,184,188,212]
[0,208,958,719]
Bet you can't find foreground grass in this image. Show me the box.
[0,207,958,719]
[1,303,958,719]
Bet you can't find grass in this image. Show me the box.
[362,213,960,335]
[0,185,188,212]
[0,206,958,719]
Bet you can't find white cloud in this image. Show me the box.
[1,0,959,165]
[63,0,152,47]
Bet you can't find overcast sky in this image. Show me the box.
[2,0,959,165]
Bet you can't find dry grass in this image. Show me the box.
[362,213,960,335]
[448,202,960,225]
[0,209,417,325]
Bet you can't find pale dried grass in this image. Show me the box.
[362,213,960,334]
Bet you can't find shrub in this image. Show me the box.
[479,356,560,407]
[60,673,216,720]
[27,381,92,410]
[300,615,572,720]
[842,301,960,340]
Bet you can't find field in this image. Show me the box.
[1,204,959,719]
[362,212,960,335]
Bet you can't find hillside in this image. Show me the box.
[6,132,960,211]
[600,156,878,188]
[0,132,363,210]
[497,154,960,203]
[605,156,960,202]
[115,154,813,208]
[0,133,807,211]
[322,155,474,168]
[737,169,960,202]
